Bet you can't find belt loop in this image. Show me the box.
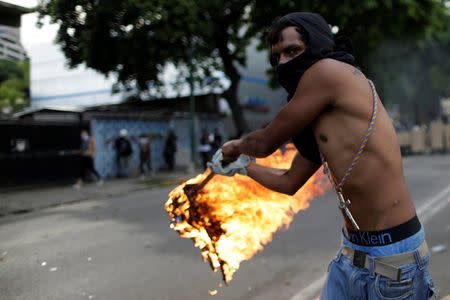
[413,250,424,270]
[368,256,376,278]
[342,227,349,239]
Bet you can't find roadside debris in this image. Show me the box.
[431,244,446,253]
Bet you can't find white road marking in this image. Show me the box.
[289,183,450,300]
[416,184,450,223]
[289,274,327,300]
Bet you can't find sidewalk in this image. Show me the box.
[0,171,193,217]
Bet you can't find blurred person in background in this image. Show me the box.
[210,127,223,156]
[114,129,133,178]
[198,129,212,170]
[163,129,177,171]
[137,133,153,178]
[73,129,103,189]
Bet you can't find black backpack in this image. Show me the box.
[117,138,133,156]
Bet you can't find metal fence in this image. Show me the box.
[0,120,82,185]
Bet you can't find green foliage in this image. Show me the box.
[369,15,450,125]
[38,0,253,132]
[0,59,24,82]
[249,0,450,124]
[0,59,30,115]
[38,0,252,88]
[250,0,448,70]
[38,0,449,128]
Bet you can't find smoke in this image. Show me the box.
[368,36,450,127]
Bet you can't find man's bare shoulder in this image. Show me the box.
[302,59,369,101]
[295,59,359,104]
[311,59,363,80]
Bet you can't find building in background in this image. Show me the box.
[17,1,283,135]
[0,24,27,60]
[0,1,31,115]
[3,93,225,184]
[30,44,124,108]
[237,40,286,132]
[0,0,30,61]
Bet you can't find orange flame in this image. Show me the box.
[165,144,330,283]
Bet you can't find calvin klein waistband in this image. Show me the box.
[343,215,421,246]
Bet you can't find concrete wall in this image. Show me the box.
[90,116,224,178]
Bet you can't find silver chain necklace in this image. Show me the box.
[320,80,379,230]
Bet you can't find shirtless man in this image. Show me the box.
[208,12,437,299]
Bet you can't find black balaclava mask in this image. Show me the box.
[272,12,356,99]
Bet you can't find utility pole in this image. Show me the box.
[187,43,197,168]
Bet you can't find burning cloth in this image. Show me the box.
[165,144,329,283]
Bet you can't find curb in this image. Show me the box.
[0,174,191,218]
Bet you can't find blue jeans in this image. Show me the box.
[321,228,438,299]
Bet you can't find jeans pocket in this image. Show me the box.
[327,251,342,273]
[425,271,438,299]
[326,260,333,273]
[374,274,414,300]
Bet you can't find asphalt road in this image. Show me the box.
[0,154,449,300]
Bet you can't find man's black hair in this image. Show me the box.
[267,16,309,46]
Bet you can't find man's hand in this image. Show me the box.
[207,149,254,176]
[221,139,242,164]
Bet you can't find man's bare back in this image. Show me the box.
[312,59,416,231]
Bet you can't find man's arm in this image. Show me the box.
[223,59,339,161]
[246,152,320,195]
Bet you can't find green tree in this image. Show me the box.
[0,59,30,115]
[369,15,450,125]
[250,1,447,71]
[38,0,254,133]
[38,0,448,131]
[249,1,449,124]
[0,59,23,82]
